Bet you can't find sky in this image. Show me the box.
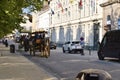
[22,8,31,14]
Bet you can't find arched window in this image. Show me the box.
[118,17,120,29]
[107,15,111,25]
[107,15,111,21]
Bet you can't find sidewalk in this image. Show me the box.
[0,43,58,80]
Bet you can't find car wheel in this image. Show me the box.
[118,53,120,62]
[68,48,71,53]
[62,47,65,53]
[54,47,56,49]
[98,52,104,60]
[80,49,84,55]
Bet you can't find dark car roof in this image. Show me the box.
[104,30,120,42]
[65,40,80,43]
[31,31,47,34]
[105,30,120,36]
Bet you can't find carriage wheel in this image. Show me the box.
[29,47,32,55]
[29,45,34,55]
[33,46,35,56]
[40,44,44,57]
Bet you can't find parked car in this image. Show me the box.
[50,41,57,49]
[98,30,120,60]
[62,40,84,55]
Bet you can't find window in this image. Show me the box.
[107,15,111,21]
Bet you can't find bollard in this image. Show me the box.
[88,47,91,55]
[10,44,15,53]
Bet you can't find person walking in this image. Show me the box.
[7,37,15,53]
[23,35,29,52]
[5,39,8,47]
[80,37,85,55]
[80,37,85,48]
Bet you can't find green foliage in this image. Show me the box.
[0,0,44,38]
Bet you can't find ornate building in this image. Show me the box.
[32,0,50,32]
[100,0,120,34]
[49,0,103,49]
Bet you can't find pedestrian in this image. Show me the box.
[23,35,29,52]
[80,37,85,48]
[5,39,8,47]
[8,38,15,53]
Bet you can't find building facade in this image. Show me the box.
[20,14,32,32]
[49,0,104,49]
[32,1,50,32]
[100,0,120,34]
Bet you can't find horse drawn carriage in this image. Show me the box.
[29,30,50,58]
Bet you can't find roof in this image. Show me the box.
[76,69,112,80]
[31,31,48,34]
[100,0,120,7]
[105,30,120,36]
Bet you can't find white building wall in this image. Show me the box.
[32,6,50,32]
[49,0,104,49]
[38,10,50,30]
[20,20,32,31]
[56,28,59,42]
[32,12,38,32]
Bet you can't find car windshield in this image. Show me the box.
[72,41,80,44]
[51,41,54,43]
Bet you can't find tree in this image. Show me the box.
[0,0,44,38]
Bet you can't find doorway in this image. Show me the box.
[93,23,99,50]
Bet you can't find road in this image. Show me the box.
[21,47,120,80]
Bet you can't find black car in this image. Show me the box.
[50,41,56,49]
[98,30,120,60]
